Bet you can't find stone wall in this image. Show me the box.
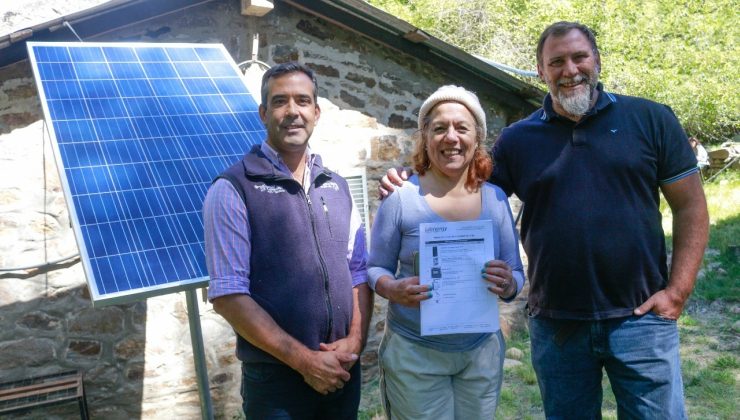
[0,0,527,418]
[0,121,151,419]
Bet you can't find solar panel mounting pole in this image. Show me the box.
[186,289,214,420]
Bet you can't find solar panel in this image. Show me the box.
[27,42,265,306]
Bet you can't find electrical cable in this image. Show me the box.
[474,55,538,78]
[63,21,84,42]
[0,253,81,272]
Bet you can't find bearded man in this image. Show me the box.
[491,21,708,419]
[380,20,708,419]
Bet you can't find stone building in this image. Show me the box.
[0,0,540,418]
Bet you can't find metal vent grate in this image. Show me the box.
[338,169,369,247]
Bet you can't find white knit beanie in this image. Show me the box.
[417,85,486,135]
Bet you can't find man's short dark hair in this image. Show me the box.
[260,62,318,107]
[536,21,600,66]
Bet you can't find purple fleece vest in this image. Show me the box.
[219,146,354,364]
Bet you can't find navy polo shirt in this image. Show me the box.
[492,84,698,320]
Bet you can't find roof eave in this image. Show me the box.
[284,0,544,110]
[0,0,544,110]
[0,0,214,69]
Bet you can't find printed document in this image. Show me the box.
[419,220,499,335]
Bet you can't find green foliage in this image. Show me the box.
[712,354,740,370]
[695,175,740,301]
[358,376,383,419]
[661,173,739,302]
[496,331,544,419]
[367,0,739,143]
[683,356,739,417]
[679,314,698,327]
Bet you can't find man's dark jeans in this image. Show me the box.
[241,360,361,419]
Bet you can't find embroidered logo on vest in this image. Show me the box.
[319,181,339,191]
[254,183,287,194]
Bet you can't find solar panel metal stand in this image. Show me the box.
[186,288,214,420]
[0,370,89,419]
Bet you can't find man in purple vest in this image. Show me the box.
[204,62,373,419]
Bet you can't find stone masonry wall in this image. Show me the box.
[0,0,527,418]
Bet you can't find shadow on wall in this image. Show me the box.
[0,273,146,419]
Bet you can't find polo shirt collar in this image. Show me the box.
[541,83,617,122]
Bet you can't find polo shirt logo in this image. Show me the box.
[610,129,618,134]
[254,183,286,194]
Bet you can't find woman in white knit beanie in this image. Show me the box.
[367,85,525,419]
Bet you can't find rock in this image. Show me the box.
[67,340,102,360]
[17,311,61,331]
[211,372,232,385]
[503,358,523,369]
[371,135,401,161]
[0,338,56,369]
[505,347,524,361]
[499,317,512,339]
[125,362,145,381]
[704,248,720,258]
[68,307,125,336]
[129,301,147,331]
[85,364,120,387]
[114,338,146,360]
[709,300,724,312]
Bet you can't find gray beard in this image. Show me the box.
[556,84,593,116]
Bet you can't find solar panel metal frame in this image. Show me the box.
[27,42,264,307]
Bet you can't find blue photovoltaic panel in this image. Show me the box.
[27,42,265,306]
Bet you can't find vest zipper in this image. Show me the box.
[303,188,334,344]
[320,196,333,238]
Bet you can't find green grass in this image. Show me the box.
[679,314,699,327]
[358,377,383,420]
[682,354,739,418]
[695,172,740,302]
[650,171,738,419]
[712,355,739,370]
[359,171,739,419]
[662,171,740,302]
[495,330,543,419]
